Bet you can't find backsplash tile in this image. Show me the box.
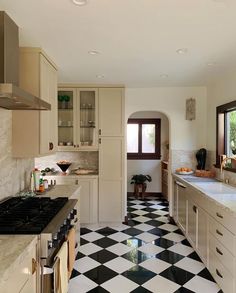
[171,150,197,172]
[0,109,34,200]
[35,151,98,172]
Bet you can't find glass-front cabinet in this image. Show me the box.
[57,88,98,151]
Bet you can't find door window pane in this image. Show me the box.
[127,124,138,153]
[142,124,155,153]
[227,110,236,156]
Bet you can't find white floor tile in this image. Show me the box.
[168,243,194,256]
[184,276,221,293]
[132,209,149,216]
[136,232,159,243]
[156,216,170,223]
[81,223,105,230]
[142,275,181,293]
[159,224,178,232]
[79,243,102,255]
[68,275,97,293]
[109,223,129,231]
[138,243,164,255]
[149,204,166,209]
[175,257,206,274]
[101,275,139,293]
[148,200,162,204]
[81,231,104,242]
[131,204,146,209]
[106,242,133,256]
[74,256,100,273]
[104,256,135,273]
[163,232,186,242]
[135,223,155,231]
[140,258,171,274]
[132,216,150,222]
[108,231,131,242]
[153,210,169,216]
[130,200,145,204]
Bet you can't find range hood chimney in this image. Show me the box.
[0,11,50,110]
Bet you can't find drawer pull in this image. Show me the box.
[216,247,223,256]
[216,269,223,279]
[216,212,223,219]
[32,258,37,275]
[216,229,223,236]
[193,205,197,213]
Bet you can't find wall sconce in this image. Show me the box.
[186,98,196,120]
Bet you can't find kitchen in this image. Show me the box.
[0,0,236,292]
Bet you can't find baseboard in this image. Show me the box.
[127,192,163,197]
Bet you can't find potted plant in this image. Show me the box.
[130,174,152,198]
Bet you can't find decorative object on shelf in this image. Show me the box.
[130,174,152,199]
[58,95,70,109]
[186,97,196,120]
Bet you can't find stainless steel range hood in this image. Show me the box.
[0,11,50,110]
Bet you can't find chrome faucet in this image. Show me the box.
[220,156,236,183]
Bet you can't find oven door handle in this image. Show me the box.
[42,257,59,275]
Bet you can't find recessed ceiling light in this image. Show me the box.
[160,74,168,78]
[176,48,188,54]
[88,50,100,55]
[96,74,105,79]
[72,0,88,6]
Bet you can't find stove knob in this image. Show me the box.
[73,209,77,216]
[48,241,53,249]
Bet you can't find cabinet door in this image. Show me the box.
[173,181,178,222]
[177,184,187,232]
[188,199,197,247]
[99,136,124,222]
[98,88,124,136]
[197,206,208,263]
[40,54,57,155]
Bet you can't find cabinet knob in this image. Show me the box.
[216,269,223,279]
[99,138,101,144]
[99,129,101,135]
[216,229,223,236]
[49,142,54,150]
[193,205,197,213]
[75,179,79,185]
[216,212,223,219]
[216,247,223,256]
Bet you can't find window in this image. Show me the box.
[216,100,236,169]
[127,118,161,160]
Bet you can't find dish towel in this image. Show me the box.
[67,227,76,279]
[54,241,68,293]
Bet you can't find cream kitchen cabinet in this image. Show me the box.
[175,180,187,233]
[46,176,98,224]
[57,87,98,151]
[98,88,124,136]
[12,47,57,157]
[187,198,197,247]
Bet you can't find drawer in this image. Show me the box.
[209,233,235,273]
[209,249,235,293]
[209,216,236,255]
[208,201,236,235]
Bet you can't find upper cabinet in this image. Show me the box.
[98,88,124,136]
[12,48,58,157]
[57,88,98,151]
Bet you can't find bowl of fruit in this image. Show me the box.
[175,167,194,175]
[56,161,72,174]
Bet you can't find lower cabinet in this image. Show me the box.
[187,198,197,247]
[45,176,98,224]
[175,181,187,232]
[197,206,208,263]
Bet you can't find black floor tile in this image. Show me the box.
[75,251,85,260]
[122,249,152,264]
[89,249,118,264]
[175,287,195,293]
[127,219,141,226]
[198,268,216,282]
[175,229,184,235]
[144,212,159,219]
[148,227,169,237]
[93,237,118,249]
[123,227,143,236]
[122,265,156,285]
[152,238,175,249]
[96,227,117,236]
[127,207,137,212]
[84,265,118,285]
[156,250,185,264]
[181,239,192,247]
[142,207,157,213]
[187,251,202,262]
[145,219,164,227]
[130,286,153,293]
[80,238,89,245]
[127,202,135,206]
[80,227,92,235]
[87,286,110,293]
[70,269,80,279]
[121,237,145,249]
[160,266,194,285]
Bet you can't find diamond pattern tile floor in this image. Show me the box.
[69,196,221,293]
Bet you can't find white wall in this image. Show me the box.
[127,111,169,193]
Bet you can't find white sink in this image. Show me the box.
[194,182,236,194]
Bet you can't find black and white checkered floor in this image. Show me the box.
[69,196,222,293]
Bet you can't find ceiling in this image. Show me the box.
[0,0,236,86]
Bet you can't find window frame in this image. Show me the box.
[127,118,161,160]
[216,100,236,171]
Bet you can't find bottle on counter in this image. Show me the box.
[43,179,49,190]
[39,178,45,193]
[33,168,41,191]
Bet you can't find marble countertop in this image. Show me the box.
[173,174,236,217]
[44,171,98,178]
[37,184,81,199]
[0,235,37,286]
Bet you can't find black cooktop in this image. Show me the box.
[0,197,68,234]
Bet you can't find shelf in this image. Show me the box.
[80,107,95,110]
[58,108,73,111]
[80,126,96,128]
[58,126,73,128]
